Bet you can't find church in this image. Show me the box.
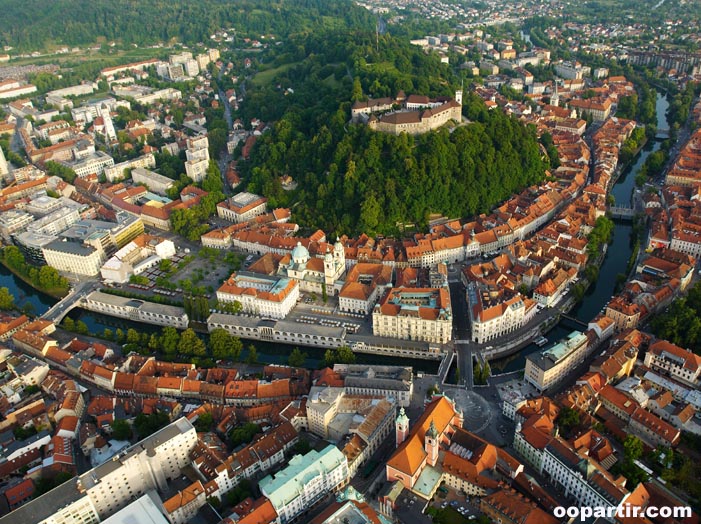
[277,238,346,296]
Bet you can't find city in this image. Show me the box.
[0,0,700,523]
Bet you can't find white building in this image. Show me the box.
[525,331,591,391]
[0,418,197,524]
[372,287,452,344]
[217,192,267,223]
[61,150,115,178]
[184,135,209,183]
[84,290,189,328]
[0,146,8,177]
[259,445,349,524]
[644,340,701,387]
[334,364,413,407]
[42,239,106,276]
[216,272,299,319]
[103,153,156,182]
[467,283,536,344]
[130,167,175,195]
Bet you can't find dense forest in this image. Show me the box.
[239,32,546,236]
[651,281,701,353]
[0,0,375,50]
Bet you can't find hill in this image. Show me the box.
[238,32,547,236]
[0,0,374,51]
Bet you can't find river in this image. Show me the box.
[490,92,671,374]
[0,265,438,373]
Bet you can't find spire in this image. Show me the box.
[426,419,438,439]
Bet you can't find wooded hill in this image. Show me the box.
[0,0,374,50]
[239,32,547,236]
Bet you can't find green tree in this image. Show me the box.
[194,412,213,432]
[246,345,258,364]
[161,326,180,355]
[209,328,243,360]
[179,328,206,356]
[624,435,644,461]
[110,419,132,441]
[102,328,114,341]
[115,328,125,343]
[60,319,74,333]
[75,320,89,335]
[0,287,15,310]
[126,328,141,345]
[288,347,307,367]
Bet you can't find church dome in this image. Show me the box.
[291,242,310,264]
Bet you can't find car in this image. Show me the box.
[441,502,448,509]
[450,500,459,507]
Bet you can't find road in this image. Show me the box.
[42,280,100,322]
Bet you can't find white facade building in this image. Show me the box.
[42,240,106,276]
[84,290,189,328]
[259,445,349,524]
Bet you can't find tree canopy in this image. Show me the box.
[0,0,375,51]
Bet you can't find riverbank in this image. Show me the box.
[0,259,68,300]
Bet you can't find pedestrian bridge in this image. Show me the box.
[609,206,635,220]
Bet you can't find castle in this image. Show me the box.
[351,90,463,135]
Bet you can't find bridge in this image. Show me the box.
[609,206,635,220]
[559,313,588,328]
[656,128,670,139]
[41,281,99,324]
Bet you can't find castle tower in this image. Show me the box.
[396,407,409,448]
[455,89,463,106]
[425,420,439,466]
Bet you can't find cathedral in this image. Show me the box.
[278,238,346,296]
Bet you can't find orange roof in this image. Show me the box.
[238,498,278,524]
[386,396,457,476]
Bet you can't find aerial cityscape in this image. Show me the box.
[0,0,699,523]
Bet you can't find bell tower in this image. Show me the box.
[425,420,439,466]
[396,407,410,448]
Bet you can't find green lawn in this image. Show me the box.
[251,62,300,86]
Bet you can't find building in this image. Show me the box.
[103,154,156,182]
[386,395,463,490]
[372,287,452,344]
[525,331,591,391]
[278,240,346,297]
[644,339,701,387]
[130,168,174,196]
[334,364,413,407]
[480,490,558,524]
[467,283,536,344]
[42,239,106,276]
[0,418,197,524]
[83,290,189,328]
[216,272,299,319]
[258,445,349,524]
[184,135,209,183]
[0,211,33,242]
[61,150,115,178]
[338,263,393,315]
[217,192,268,223]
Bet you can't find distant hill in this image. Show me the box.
[0,0,374,51]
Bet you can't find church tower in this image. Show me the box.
[551,79,560,107]
[425,420,439,466]
[455,89,463,106]
[396,407,409,448]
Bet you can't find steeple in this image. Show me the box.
[395,407,410,448]
[425,419,439,467]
